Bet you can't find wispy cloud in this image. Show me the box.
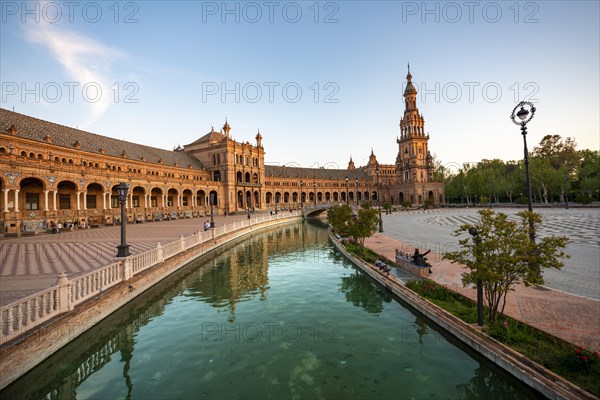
[24,18,123,126]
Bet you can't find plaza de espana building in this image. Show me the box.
[0,69,445,235]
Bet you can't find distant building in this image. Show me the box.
[0,68,444,235]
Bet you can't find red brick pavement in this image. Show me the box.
[365,232,600,352]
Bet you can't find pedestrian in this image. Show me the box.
[57,222,63,234]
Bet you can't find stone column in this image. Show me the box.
[43,190,49,211]
[53,190,58,211]
[14,189,20,212]
[3,189,9,212]
[83,191,87,209]
[76,192,81,210]
[103,192,109,209]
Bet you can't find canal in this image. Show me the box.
[1,221,539,399]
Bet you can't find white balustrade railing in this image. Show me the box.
[71,262,122,306]
[1,286,61,344]
[162,240,182,259]
[0,211,302,345]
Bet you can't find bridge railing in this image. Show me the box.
[0,211,302,345]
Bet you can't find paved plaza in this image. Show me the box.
[380,207,600,300]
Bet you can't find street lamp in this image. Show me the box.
[300,180,304,217]
[355,178,358,206]
[468,227,484,327]
[511,101,538,280]
[510,101,536,243]
[115,182,130,258]
[209,191,215,228]
[345,175,349,205]
[313,182,317,207]
[375,164,383,232]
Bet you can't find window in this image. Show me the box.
[59,194,71,209]
[25,193,39,210]
[182,196,188,206]
[86,194,97,209]
[111,195,119,208]
[167,196,174,207]
[151,196,158,207]
[132,196,140,207]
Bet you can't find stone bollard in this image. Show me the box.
[56,271,72,312]
[156,242,164,263]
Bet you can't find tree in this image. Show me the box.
[348,208,379,246]
[443,209,569,324]
[576,149,600,200]
[327,204,352,236]
[532,134,579,173]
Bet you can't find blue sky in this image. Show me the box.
[1,1,598,172]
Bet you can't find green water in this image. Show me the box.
[2,221,539,399]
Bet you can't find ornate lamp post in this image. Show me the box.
[115,183,130,258]
[511,101,539,280]
[313,182,317,207]
[375,164,383,232]
[468,227,484,326]
[345,175,349,205]
[510,101,536,243]
[300,180,304,217]
[209,191,215,228]
[355,178,358,206]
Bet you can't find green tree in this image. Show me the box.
[327,204,352,236]
[532,134,579,173]
[443,209,569,324]
[576,149,600,200]
[348,207,379,246]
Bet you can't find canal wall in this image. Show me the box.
[329,231,597,400]
[0,212,302,390]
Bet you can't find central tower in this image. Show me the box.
[396,65,434,184]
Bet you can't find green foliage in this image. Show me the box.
[486,318,600,396]
[406,279,479,323]
[574,192,594,204]
[348,207,379,246]
[400,201,412,209]
[515,195,529,205]
[327,204,352,236]
[443,209,569,324]
[382,202,392,211]
[344,242,390,264]
[479,196,489,205]
[443,135,596,204]
[423,199,435,209]
[361,201,372,209]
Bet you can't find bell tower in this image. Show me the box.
[396,65,433,184]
